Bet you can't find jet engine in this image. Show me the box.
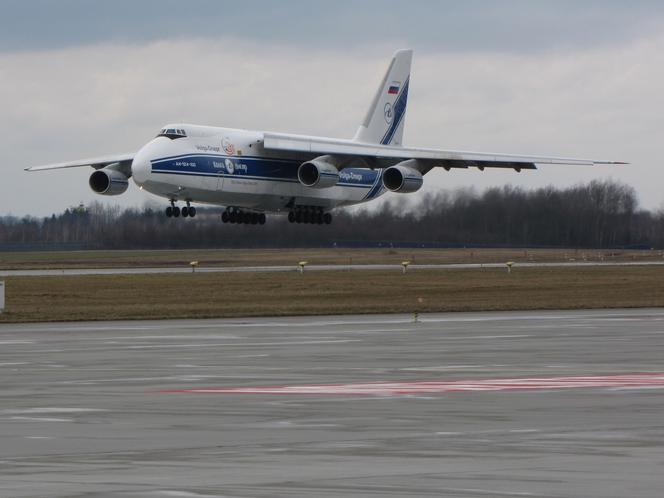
[89,167,130,196]
[382,160,424,193]
[297,156,340,188]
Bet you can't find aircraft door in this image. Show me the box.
[214,158,230,191]
[216,163,224,191]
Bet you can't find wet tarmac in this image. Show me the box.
[1,309,664,497]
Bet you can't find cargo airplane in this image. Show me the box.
[26,49,623,225]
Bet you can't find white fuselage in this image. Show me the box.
[131,124,386,212]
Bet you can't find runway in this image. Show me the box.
[1,309,664,497]
[2,260,664,277]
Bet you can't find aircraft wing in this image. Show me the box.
[24,153,135,172]
[262,132,625,171]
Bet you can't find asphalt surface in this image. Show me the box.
[1,309,664,497]
[1,260,664,277]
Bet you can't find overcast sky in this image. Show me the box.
[2,0,663,216]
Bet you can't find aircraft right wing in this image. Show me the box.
[25,153,135,172]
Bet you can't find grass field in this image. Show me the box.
[1,266,663,323]
[1,247,663,270]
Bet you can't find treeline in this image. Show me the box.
[2,180,663,250]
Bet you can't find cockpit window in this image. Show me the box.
[157,128,187,140]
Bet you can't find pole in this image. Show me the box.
[0,280,4,313]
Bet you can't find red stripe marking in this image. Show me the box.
[162,373,664,396]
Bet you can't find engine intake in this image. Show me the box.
[89,168,129,196]
[382,161,423,193]
[298,156,340,188]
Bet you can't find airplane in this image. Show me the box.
[26,49,624,225]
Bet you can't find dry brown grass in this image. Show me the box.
[1,266,663,323]
[1,247,663,270]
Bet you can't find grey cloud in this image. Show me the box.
[2,0,664,54]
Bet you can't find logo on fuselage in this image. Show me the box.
[222,137,235,155]
[224,159,234,174]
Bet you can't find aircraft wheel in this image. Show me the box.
[221,211,229,223]
[165,206,173,218]
[288,211,295,223]
[229,212,237,223]
[172,206,181,218]
[295,211,302,223]
[189,207,196,217]
[303,211,311,224]
[250,213,258,225]
[317,214,323,224]
[242,212,251,224]
[181,207,189,217]
[323,213,332,224]
[259,213,266,225]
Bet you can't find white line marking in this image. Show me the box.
[2,408,106,414]
[10,416,73,422]
[125,339,361,349]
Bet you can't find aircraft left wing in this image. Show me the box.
[25,153,135,172]
[262,132,625,171]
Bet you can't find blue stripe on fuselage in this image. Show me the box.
[149,154,380,190]
[364,169,384,200]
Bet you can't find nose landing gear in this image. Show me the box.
[181,201,196,218]
[165,200,195,219]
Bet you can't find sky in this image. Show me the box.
[2,0,664,216]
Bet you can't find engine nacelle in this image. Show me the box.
[382,161,424,193]
[89,168,129,196]
[297,156,340,188]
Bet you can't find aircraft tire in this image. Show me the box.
[189,207,196,217]
[229,212,237,223]
[250,213,258,225]
[323,213,332,224]
[172,207,181,218]
[181,207,189,217]
[295,212,303,223]
[317,214,323,224]
[221,211,229,223]
[259,213,266,225]
[165,207,173,218]
[288,211,295,223]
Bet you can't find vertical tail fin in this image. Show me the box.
[353,49,412,146]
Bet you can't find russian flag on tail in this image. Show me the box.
[388,82,400,94]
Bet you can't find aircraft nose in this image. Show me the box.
[131,148,151,185]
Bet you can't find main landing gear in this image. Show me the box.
[165,201,196,218]
[221,207,266,225]
[287,206,332,225]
